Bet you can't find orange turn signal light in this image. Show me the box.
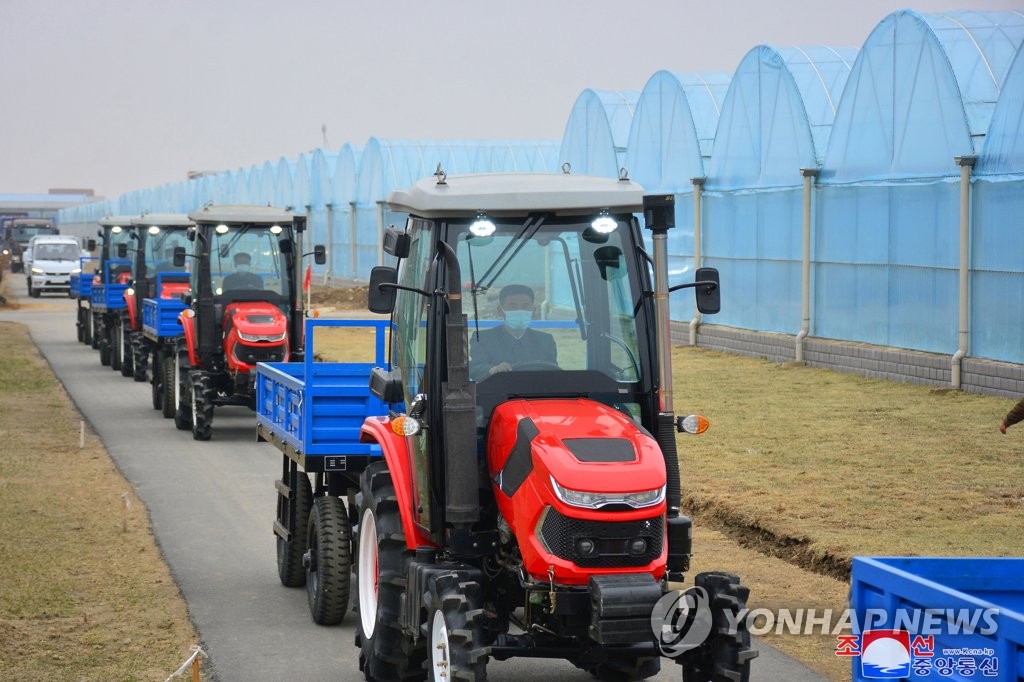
[678,414,710,435]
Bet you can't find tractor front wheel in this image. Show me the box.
[190,371,214,441]
[355,461,426,680]
[98,319,111,366]
[173,353,192,431]
[679,572,757,682]
[151,352,163,411]
[305,495,351,625]
[424,572,488,681]
[276,464,312,587]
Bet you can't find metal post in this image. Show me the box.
[324,203,333,285]
[796,167,819,363]
[952,155,976,388]
[688,177,705,346]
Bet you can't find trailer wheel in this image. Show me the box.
[111,319,123,371]
[190,371,214,441]
[76,308,86,343]
[276,467,312,587]
[424,573,488,682]
[132,335,147,383]
[29,281,39,298]
[354,461,426,681]
[305,495,351,625]
[680,572,757,682]
[151,352,163,410]
[173,353,192,431]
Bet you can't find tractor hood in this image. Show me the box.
[223,301,288,341]
[487,398,666,500]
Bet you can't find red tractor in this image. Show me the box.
[171,205,324,440]
[340,172,755,680]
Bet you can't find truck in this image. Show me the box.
[256,171,756,681]
[170,205,325,441]
[23,234,85,297]
[90,216,135,368]
[118,213,193,383]
[3,218,58,273]
[849,557,1024,680]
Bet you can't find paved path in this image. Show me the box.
[0,278,826,681]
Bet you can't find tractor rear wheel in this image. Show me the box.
[90,313,100,350]
[276,465,312,587]
[305,495,351,625]
[355,461,426,681]
[190,371,214,441]
[173,354,192,431]
[424,572,488,681]
[680,572,757,682]
[151,352,162,410]
[119,326,133,377]
[111,320,123,371]
[99,321,111,366]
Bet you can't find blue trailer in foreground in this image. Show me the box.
[256,318,389,624]
[850,557,1024,681]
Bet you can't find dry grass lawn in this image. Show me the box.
[0,318,202,681]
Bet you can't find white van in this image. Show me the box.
[24,235,86,298]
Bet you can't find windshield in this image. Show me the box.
[453,216,645,387]
[14,225,56,241]
[34,243,79,261]
[141,227,190,278]
[206,224,292,298]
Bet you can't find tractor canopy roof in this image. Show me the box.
[187,204,294,226]
[97,215,137,229]
[387,172,645,218]
[131,213,193,228]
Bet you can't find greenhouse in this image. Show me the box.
[51,6,1024,380]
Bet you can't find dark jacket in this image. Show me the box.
[469,325,557,381]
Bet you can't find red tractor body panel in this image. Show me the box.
[178,311,199,366]
[222,302,289,373]
[360,417,437,550]
[124,289,139,330]
[487,398,668,585]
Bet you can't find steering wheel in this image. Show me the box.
[510,361,562,371]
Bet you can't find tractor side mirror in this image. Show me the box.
[694,267,721,315]
[117,244,128,258]
[86,239,97,252]
[383,227,410,258]
[368,266,398,314]
[97,228,103,238]
[595,245,625,281]
[172,246,187,267]
[313,244,326,265]
[186,227,196,241]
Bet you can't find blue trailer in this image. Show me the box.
[141,272,190,418]
[90,258,131,367]
[255,318,389,625]
[71,256,98,344]
[850,557,1024,680]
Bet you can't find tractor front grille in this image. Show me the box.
[233,343,286,365]
[538,507,663,569]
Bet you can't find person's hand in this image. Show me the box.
[489,362,512,375]
[999,421,1007,435]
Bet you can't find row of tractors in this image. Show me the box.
[67,173,756,681]
[70,206,324,440]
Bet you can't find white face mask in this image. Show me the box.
[504,309,532,331]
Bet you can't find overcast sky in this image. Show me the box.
[1,0,1019,199]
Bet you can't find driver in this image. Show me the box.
[469,284,557,381]
[222,252,263,290]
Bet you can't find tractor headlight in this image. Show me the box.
[237,330,287,343]
[549,476,665,510]
[31,267,44,274]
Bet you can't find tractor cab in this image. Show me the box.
[127,213,193,302]
[96,216,135,284]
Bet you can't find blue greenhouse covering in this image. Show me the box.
[703,44,857,333]
[559,89,639,178]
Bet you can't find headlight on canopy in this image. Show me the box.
[550,476,664,510]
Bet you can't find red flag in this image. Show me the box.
[303,262,312,292]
